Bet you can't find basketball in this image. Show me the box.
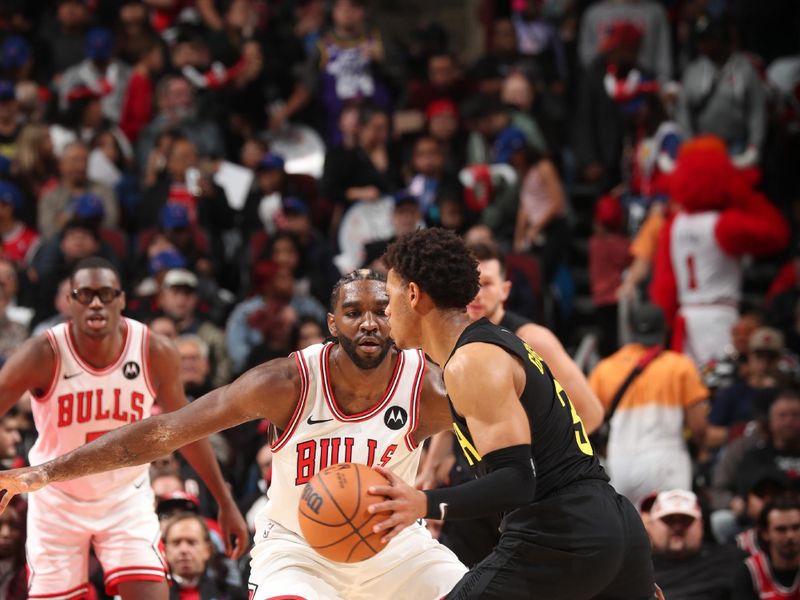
[297,462,391,563]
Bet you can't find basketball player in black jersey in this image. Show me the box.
[368,228,657,599]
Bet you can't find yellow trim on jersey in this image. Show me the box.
[522,342,545,375]
[453,421,482,466]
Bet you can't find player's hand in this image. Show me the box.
[414,468,437,491]
[367,465,427,544]
[0,466,48,512]
[216,499,250,559]
[654,583,666,600]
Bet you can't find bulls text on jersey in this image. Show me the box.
[57,388,146,428]
[295,437,398,485]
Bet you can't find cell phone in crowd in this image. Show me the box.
[186,167,202,196]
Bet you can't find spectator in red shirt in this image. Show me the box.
[120,34,165,144]
[0,181,38,267]
[733,496,800,599]
[589,193,631,356]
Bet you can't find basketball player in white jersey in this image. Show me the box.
[0,257,248,600]
[0,269,466,600]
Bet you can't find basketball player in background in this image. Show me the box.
[369,228,657,599]
[464,242,603,433]
[0,257,248,600]
[0,270,466,600]
[417,241,604,566]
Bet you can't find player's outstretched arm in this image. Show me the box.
[0,336,55,418]
[517,323,604,433]
[148,333,251,558]
[368,344,534,542]
[0,356,301,512]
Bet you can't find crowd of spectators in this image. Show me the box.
[0,0,799,597]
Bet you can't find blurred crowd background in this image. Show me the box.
[0,0,799,597]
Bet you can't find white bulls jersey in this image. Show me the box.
[264,342,425,535]
[671,212,741,305]
[29,318,156,501]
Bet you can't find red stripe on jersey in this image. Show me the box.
[404,350,426,451]
[105,573,166,595]
[65,318,131,375]
[37,329,62,402]
[103,564,167,579]
[140,326,157,397]
[272,350,310,452]
[321,343,405,422]
[29,582,90,599]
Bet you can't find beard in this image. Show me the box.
[337,333,393,370]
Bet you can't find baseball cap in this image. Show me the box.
[256,152,285,172]
[159,203,190,230]
[650,489,702,521]
[1,36,30,71]
[70,193,105,219]
[163,268,198,289]
[0,180,22,212]
[629,303,665,346]
[426,99,458,121]
[749,327,784,354]
[0,80,15,101]
[594,194,624,230]
[282,196,309,216]
[149,250,187,274]
[86,27,114,61]
[494,127,528,164]
[600,21,644,53]
[155,491,200,515]
[393,190,420,208]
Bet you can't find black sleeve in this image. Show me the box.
[423,444,535,520]
[730,562,758,600]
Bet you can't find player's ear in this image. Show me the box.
[120,291,126,310]
[407,282,420,309]
[326,312,337,337]
[500,280,511,302]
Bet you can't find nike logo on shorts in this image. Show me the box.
[63,372,82,379]
[306,416,334,425]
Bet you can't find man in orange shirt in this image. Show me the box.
[589,302,708,507]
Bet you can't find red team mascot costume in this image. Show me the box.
[650,136,789,365]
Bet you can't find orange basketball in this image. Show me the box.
[297,462,391,563]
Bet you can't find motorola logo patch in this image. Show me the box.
[384,407,408,430]
[122,361,140,380]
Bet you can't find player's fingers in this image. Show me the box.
[0,489,13,514]
[231,534,244,560]
[366,499,396,514]
[380,524,403,544]
[367,484,398,498]
[222,527,233,557]
[372,465,399,484]
[372,510,406,533]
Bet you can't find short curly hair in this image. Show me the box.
[384,228,479,310]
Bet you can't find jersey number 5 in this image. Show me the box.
[554,380,593,456]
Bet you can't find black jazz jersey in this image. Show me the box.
[447,318,607,503]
